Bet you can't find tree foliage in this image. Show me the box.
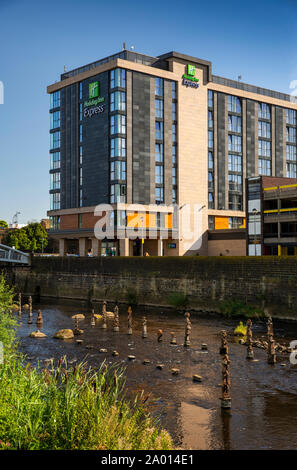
[3,223,48,252]
[0,220,8,228]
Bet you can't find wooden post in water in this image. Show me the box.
[246,319,254,360]
[184,312,191,347]
[113,305,120,332]
[127,306,133,335]
[102,301,107,329]
[220,353,231,409]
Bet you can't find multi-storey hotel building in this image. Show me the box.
[47,49,297,256]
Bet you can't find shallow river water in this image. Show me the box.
[17,301,297,450]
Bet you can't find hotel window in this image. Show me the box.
[155,186,164,204]
[208,111,213,129]
[172,82,177,99]
[172,124,177,143]
[80,103,83,121]
[228,154,242,173]
[172,167,177,185]
[110,161,126,181]
[110,69,126,89]
[79,82,83,100]
[208,151,214,170]
[228,135,241,152]
[287,162,297,178]
[258,121,271,138]
[110,184,126,203]
[50,216,60,230]
[50,90,60,109]
[258,158,271,176]
[50,192,60,210]
[155,121,163,140]
[155,165,163,185]
[208,215,214,230]
[79,189,83,207]
[155,99,163,118]
[80,125,83,143]
[228,115,242,133]
[229,217,243,229]
[50,151,60,170]
[228,95,241,113]
[208,172,214,190]
[110,137,126,157]
[258,139,271,157]
[228,173,242,192]
[155,77,163,97]
[50,172,60,190]
[79,146,83,165]
[258,103,271,120]
[287,144,296,160]
[208,192,214,209]
[208,90,213,108]
[79,167,83,186]
[172,102,176,121]
[172,145,177,164]
[287,126,296,143]
[110,91,126,112]
[228,193,242,211]
[208,130,214,148]
[110,114,126,135]
[286,109,297,125]
[50,111,60,130]
[155,143,163,163]
[50,131,60,150]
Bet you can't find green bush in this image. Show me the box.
[219,299,262,319]
[167,292,188,308]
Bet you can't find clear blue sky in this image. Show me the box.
[1,0,297,225]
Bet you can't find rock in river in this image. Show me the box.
[54,329,74,340]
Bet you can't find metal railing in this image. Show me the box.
[0,244,30,265]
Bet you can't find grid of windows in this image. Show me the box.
[50,192,60,210]
[50,151,60,170]
[228,95,243,210]
[50,131,60,150]
[208,90,214,209]
[228,115,241,133]
[172,81,178,203]
[228,95,241,113]
[50,91,60,109]
[110,70,127,203]
[258,158,271,176]
[286,110,297,177]
[50,172,60,190]
[155,77,164,204]
[258,102,271,119]
[287,109,296,125]
[50,111,60,130]
[258,102,271,176]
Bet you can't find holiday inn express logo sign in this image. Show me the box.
[182,64,199,88]
[84,80,105,117]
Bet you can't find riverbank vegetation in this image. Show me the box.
[0,275,172,450]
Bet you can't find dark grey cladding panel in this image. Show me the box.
[81,71,109,207]
[217,93,225,210]
[71,83,78,208]
[60,88,67,209]
[246,100,255,176]
[275,107,284,177]
[132,72,151,204]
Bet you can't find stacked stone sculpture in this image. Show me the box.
[127,306,133,335]
[113,305,120,332]
[184,312,191,347]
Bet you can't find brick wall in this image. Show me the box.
[5,256,297,319]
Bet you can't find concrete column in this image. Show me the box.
[91,238,101,257]
[59,238,66,257]
[79,238,87,257]
[119,238,130,256]
[157,239,162,256]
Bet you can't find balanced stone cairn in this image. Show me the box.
[127,306,133,335]
[36,310,43,329]
[91,309,96,326]
[113,305,120,332]
[220,353,231,409]
[157,329,163,342]
[73,316,83,335]
[184,312,191,347]
[246,319,254,360]
[18,293,22,316]
[219,330,228,355]
[142,316,147,338]
[102,301,107,329]
[28,296,33,324]
[267,316,276,365]
[170,332,177,345]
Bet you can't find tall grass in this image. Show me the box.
[0,274,172,450]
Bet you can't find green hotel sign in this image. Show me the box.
[182,64,199,88]
[84,80,105,116]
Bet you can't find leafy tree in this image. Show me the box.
[3,223,48,252]
[0,220,8,228]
